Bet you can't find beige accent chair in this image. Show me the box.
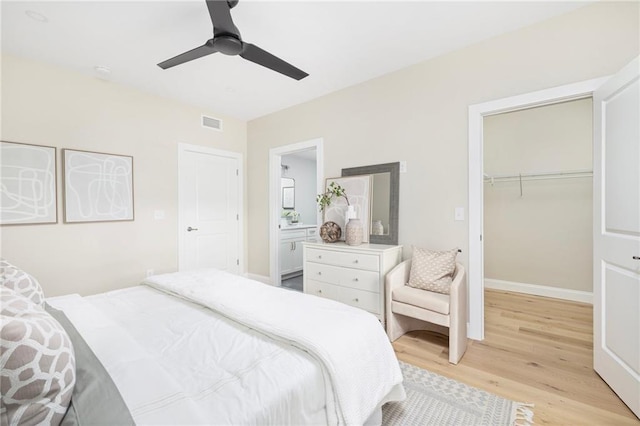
[385,260,468,364]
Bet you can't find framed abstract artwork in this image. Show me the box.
[323,175,372,242]
[63,149,134,223]
[1,141,57,225]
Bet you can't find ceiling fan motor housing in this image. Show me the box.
[213,35,243,56]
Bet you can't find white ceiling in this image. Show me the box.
[1,1,590,121]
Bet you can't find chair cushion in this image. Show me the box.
[407,247,458,294]
[392,285,450,315]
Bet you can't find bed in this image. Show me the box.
[1,264,405,425]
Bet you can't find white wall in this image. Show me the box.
[483,98,593,292]
[247,2,639,277]
[281,153,317,225]
[0,54,247,297]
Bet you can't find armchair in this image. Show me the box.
[385,259,467,364]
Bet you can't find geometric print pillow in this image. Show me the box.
[0,286,76,426]
[407,247,458,295]
[0,259,46,307]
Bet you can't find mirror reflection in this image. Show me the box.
[281,178,295,209]
[371,173,390,235]
[341,162,399,245]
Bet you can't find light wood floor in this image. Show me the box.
[392,290,639,425]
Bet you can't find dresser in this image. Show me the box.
[302,242,402,324]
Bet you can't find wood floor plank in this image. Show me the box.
[392,290,639,425]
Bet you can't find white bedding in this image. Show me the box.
[48,269,404,425]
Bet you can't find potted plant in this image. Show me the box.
[285,210,300,223]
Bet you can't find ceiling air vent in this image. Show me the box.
[202,115,223,131]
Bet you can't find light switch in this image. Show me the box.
[400,161,407,173]
[154,210,165,220]
[455,207,465,221]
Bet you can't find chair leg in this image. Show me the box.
[448,321,468,364]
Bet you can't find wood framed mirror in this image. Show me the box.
[341,162,399,245]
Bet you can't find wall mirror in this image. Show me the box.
[281,178,295,209]
[342,162,399,245]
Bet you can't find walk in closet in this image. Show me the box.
[483,98,593,301]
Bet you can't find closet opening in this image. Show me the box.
[483,98,593,304]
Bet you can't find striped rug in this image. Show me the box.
[382,361,534,425]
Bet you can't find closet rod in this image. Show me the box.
[484,169,592,183]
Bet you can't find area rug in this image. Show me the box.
[382,361,534,425]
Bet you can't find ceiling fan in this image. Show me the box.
[158,0,308,80]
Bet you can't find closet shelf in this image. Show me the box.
[484,169,592,184]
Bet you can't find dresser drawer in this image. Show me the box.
[305,262,341,285]
[306,248,379,271]
[338,287,380,314]
[306,263,380,292]
[337,267,379,292]
[305,279,338,300]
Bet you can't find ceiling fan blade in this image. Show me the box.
[158,42,217,69]
[240,43,308,80]
[206,0,240,37]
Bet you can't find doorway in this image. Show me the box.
[178,143,243,273]
[467,77,607,340]
[483,99,593,303]
[269,138,324,287]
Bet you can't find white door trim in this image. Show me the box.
[178,143,244,273]
[269,138,324,286]
[467,77,608,340]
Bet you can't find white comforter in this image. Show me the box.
[144,269,405,425]
[49,287,330,425]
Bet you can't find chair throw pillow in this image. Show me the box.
[407,247,458,294]
[0,286,76,426]
[1,258,46,307]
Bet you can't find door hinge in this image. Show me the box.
[236,214,239,220]
[480,234,483,241]
[236,259,239,266]
[236,169,239,176]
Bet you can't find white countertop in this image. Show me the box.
[281,224,317,230]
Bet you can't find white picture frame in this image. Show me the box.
[1,141,57,225]
[323,175,372,242]
[63,149,134,223]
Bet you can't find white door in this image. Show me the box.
[179,145,240,273]
[593,56,640,419]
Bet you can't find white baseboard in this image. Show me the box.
[245,273,273,285]
[484,278,592,304]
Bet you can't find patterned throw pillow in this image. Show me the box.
[407,247,458,295]
[0,287,76,426]
[0,259,46,307]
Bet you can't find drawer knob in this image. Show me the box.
[318,255,322,259]
[317,272,322,275]
[354,259,359,264]
[354,298,359,302]
[318,290,322,294]
[354,278,359,282]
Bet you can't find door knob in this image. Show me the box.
[187,226,199,232]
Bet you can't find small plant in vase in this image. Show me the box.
[317,182,362,245]
[285,210,300,224]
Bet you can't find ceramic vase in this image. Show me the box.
[372,220,384,235]
[345,205,356,224]
[345,218,364,246]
